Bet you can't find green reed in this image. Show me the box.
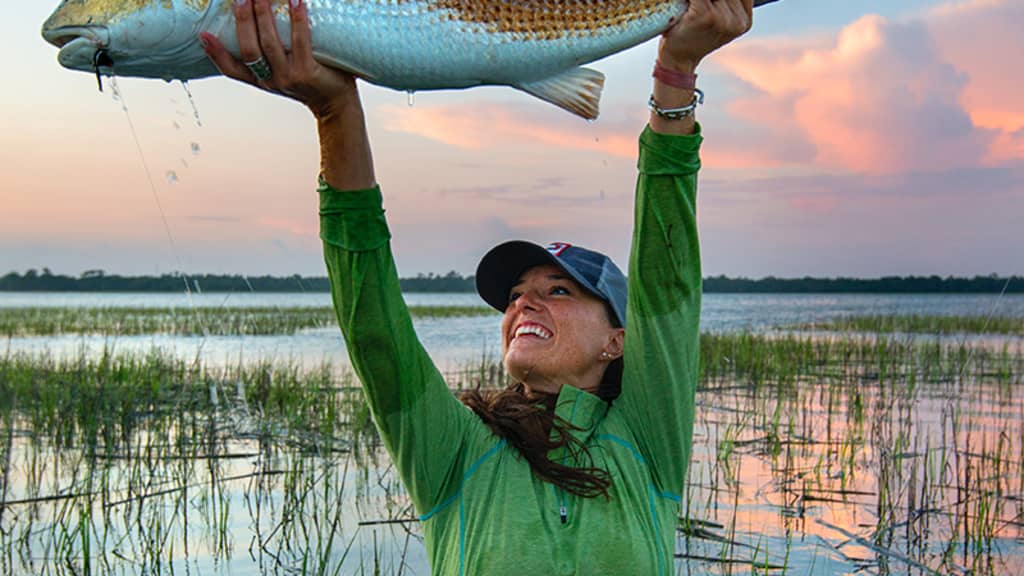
[2,323,1023,574]
[0,305,496,337]
[801,314,1024,336]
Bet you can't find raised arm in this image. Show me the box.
[617,0,753,496]
[200,0,481,513]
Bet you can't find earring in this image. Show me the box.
[601,352,611,360]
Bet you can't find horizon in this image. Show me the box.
[4,267,1021,283]
[2,0,1022,278]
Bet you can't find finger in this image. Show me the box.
[719,0,745,26]
[200,32,258,85]
[253,0,289,76]
[727,0,752,31]
[688,0,712,19]
[718,0,749,36]
[289,0,313,65]
[233,0,263,66]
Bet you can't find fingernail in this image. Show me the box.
[199,34,210,48]
[290,0,301,8]
[234,0,246,6]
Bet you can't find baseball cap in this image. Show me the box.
[475,241,627,327]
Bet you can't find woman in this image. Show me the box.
[201,1,752,573]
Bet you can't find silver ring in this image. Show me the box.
[245,56,272,81]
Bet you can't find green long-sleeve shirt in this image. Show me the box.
[320,125,703,575]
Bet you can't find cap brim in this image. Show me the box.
[475,241,561,313]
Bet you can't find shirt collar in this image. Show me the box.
[548,384,609,463]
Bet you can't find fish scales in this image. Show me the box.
[289,0,679,87]
[422,0,666,38]
[42,0,780,118]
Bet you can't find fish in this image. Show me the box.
[41,0,780,119]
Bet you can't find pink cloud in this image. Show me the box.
[712,14,999,172]
[255,216,317,237]
[927,0,1024,164]
[376,103,639,159]
[376,100,811,171]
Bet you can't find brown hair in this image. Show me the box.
[459,304,623,499]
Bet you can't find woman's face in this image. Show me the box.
[501,264,624,396]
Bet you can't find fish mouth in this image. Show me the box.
[44,27,112,72]
[43,25,109,49]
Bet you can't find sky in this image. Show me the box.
[1,0,1021,279]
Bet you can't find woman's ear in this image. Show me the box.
[604,329,625,360]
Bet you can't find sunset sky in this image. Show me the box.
[1,0,1021,279]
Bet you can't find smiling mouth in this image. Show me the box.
[513,324,553,341]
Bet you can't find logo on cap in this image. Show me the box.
[546,242,572,257]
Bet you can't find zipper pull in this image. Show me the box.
[559,504,568,524]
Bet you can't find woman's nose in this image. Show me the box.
[513,289,541,311]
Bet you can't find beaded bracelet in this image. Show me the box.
[648,89,704,121]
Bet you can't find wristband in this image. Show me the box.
[653,61,697,90]
[649,89,704,121]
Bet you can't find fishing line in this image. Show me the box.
[108,76,209,343]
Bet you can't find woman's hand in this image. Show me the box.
[200,0,375,189]
[650,0,753,135]
[661,0,754,72]
[199,0,356,120]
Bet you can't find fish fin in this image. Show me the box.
[311,51,376,82]
[514,67,605,120]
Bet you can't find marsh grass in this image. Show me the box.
[685,331,1024,574]
[0,305,496,337]
[800,314,1024,336]
[1,327,1022,574]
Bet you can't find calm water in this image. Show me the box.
[2,292,1023,575]
[1,292,1022,370]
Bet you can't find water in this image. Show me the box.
[180,80,203,127]
[1,293,1022,574]
[2,328,1022,575]
[1,292,1021,370]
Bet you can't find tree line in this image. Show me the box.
[0,269,472,293]
[3,269,1021,294]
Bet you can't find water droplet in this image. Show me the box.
[407,90,416,107]
[172,121,181,130]
[165,171,179,184]
[181,81,203,127]
[109,77,128,112]
[190,142,201,155]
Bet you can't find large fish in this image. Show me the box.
[42,0,779,119]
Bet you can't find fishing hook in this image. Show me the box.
[92,49,113,92]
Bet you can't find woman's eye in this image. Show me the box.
[551,286,570,296]
[508,292,521,304]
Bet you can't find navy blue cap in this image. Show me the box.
[475,241,627,328]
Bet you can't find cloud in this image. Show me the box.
[189,215,241,223]
[926,0,1024,163]
[376,102,640,159]
[698,160,1024,276]
[255,216,317,237]
[436,177,607,207]
[712,12,1004,174]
